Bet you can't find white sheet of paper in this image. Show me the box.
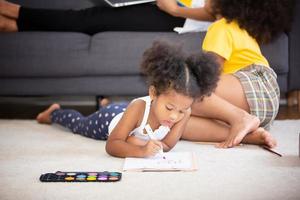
[174,0,212,34]
[123,152,196,171]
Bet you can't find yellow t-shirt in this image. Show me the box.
[202,18,269,74]
[177,0,192,7]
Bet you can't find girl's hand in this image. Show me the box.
[156,0,179,16]
[159,106,192,152]
[141,140,163,157]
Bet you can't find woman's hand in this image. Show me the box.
[156,0,179,17]
[157,0,215,21]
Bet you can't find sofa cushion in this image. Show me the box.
[0,32,91,78]
[89,32,204,75]
[93,32,289,76]
[0,32,288,78]
[0,32,204,78]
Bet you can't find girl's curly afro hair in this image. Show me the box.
[140,40,220,99]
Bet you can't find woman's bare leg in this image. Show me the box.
[192,74,261,148]
[183,116,277,148]
[0,0,20,19]
[0,14,18,31]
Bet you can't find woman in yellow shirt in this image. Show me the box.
[158,0,294,148]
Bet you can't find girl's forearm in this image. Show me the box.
[105,140,145,158]
[126,135,148,146]
[161,142,171,152]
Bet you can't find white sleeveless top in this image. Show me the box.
[108,96,170,141]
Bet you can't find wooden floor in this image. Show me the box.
[276,105,300,119]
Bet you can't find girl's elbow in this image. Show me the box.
[105,141,125,158]
[105,141,114,156]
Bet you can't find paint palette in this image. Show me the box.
[39,171,122,182]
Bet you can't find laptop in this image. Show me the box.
[104,0,156,7]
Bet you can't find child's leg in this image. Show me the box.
[183,116,277,148]
[50,108,108,140]
[37,102,128,140]
[36,103,106,139]
[0,1,20,19]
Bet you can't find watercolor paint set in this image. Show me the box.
[39,171,122,182]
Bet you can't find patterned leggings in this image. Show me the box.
[50,102,128,140]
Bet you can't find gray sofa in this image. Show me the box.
[0,0,299,99]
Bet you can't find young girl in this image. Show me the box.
[158,0,294,148]
[36,40,220,158]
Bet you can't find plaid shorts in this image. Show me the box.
[233,64,280,129]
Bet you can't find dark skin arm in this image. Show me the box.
[156,0,216,21]
[126,107,192,152]
[106,100,162,158]
[159,107,191,152]
[106,100,192,157]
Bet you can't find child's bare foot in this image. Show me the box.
[36,104,60,124]
[100,98,110,107]
[216,112,260,148]
[251,127,277,148]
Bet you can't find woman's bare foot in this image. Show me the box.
[36,104,60,124]
[0,0,20,19]
[251,127,277,148]
[216,112,260,148]
[0,14,18,32]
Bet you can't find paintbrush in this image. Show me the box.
[260,145,282,157]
